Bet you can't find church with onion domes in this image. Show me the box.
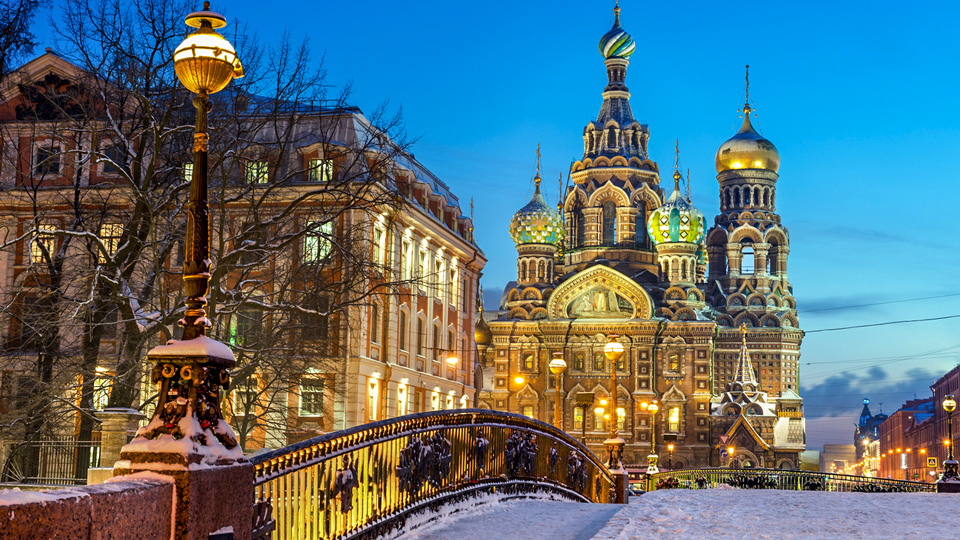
[475,3,805,471]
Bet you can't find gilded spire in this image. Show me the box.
[685,168,691,203]
[534,143,542,191]
[672,139,681,191]
[743,64,752,115]
[469,197,475,234]
[557,172,563,213]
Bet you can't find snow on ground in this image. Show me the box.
[406,488,960,540]
[398,498,623,540]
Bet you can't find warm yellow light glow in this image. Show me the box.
[604,413,610,419]
[921,449,927,454]
[600,399,608,406]
[944,394,957,413]
[514,376,525,384]
[667,443,674,452]
[648,403,659,413]
[896,448,902,453]
[727,446,735,456]
[445,352,459,366]
[641,402,649,410]
[604,336,624,361]
[174,30,243,94]
[594,407,604,414]
[548,353,567,375]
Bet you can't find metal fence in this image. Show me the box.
[1,434,102,486]
[647,467,936,493]
[250,409,615,540]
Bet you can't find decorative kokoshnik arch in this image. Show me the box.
[547,265,654,319]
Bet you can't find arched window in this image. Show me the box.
[741,242,755,274]
[734,189,741,207]
[432,323,440,360]
[602,201,617,245]
[636,207,647,248]
[416,317,425,356]
[668,407,680,432]
[398,312,407,351]
[608,127,617,148]
[575,210,585,247]
[371,305,380,344]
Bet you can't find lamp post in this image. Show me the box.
[575,392,594,444]
[173,1,243,341]
[603,335,625,471]
[667,443,674,470]
[728,446,737,468]
[548,352,567,430]
[647,402,659,473]
[938,394,958,488]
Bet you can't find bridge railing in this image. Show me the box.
[250,409,614,540]
[647,468,936,493]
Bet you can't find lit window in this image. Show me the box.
[308,158,333,182]
[522,405,535,419]
[245,161,269,184]
[228,309,262,347]
[574,353,585,370]
[98,223,123,263]
[31,225,56,263]
[182,163,194,180]
[303,221,333,263]
[574,407,584,430]
[594,408,605,430]
[93,370,112,411]
[669,354,680,372]
[617,407,626,431]
[594,354,605,371]
[367,378,379,421]
[34,144,60,176]
[669,407,680,432]
[299,380,324,417]
[372,226,385,267]
[523,353,535,370]
[400,239,411,280]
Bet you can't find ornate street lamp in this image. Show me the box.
[603,334,625,470]
[667,443,674,470]
[173,1,243,340]
[444,351,459,367]
[939,394,958,487]
[647,402,659,473]
[548,352,567,430]
[118,3,245,468]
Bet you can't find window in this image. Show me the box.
[308,158,333,182]
[232,377,259,416]
[34,144,60,176]
[98,223,123,263]
[398,312,407,351]
[575,210,585,247]
[400,239,411,280]
[461,277,468,312]
[447,329,454,353]
[574,407,584,430]
[594,408,605,431]
[594,353,605,371]
[522,405,534,419]
[101,145,123,175]
[617,356,626,371]
[669,353,680,372]
[448,268,457,305]
[433,259,443,297]
[741,243,755,274]
[371,305,380,344]
[617,407,626,431]
[523,353,535,370]
[299,380,324,416]
[31,224,56,263]
[182,163,193,180]
[372,227,385,267]
[300,295,330,344]
[432,323,440,360]
[668,407,680,432]
[574,353,585,370]
[635,208,647,248]
[92,371,112,411]
[303,221,333,263]
[602,201,617,245]
[245,161,269,184]
[228,309,262,347]
[416,318,425,356]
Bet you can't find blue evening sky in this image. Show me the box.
[36,0,960,449]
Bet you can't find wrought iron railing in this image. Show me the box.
[647,467,936,493]
[250,409,614,540]
[1,435,102,486]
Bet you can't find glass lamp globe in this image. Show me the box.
[548,353,567,375]
[174,2,244,95]
[944,394,957,414]
[445,352,459,366]
[603,335,624,361]
[648,403,659,413]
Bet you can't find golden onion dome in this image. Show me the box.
[715,104,780,173]
[475,316,492,347]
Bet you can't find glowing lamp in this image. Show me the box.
[594,407,604,414]
[648,403,659,413]
[174,2,244,95]
[667,443,674,452]
[514,376,525,384]
[548,354,567,375]
[603,336,624,361]
[445,352,459,366]
[727,446,735,456]
[600,399,608,406]
[944,394,957,414]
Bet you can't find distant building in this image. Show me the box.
[819,443,855,474]
[855,398,887,476]
[877,398,934,481]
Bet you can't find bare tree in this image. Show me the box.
[0,0,43,82]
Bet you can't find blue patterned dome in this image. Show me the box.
[599,6,635,59]
[510,176,564,247]
[647,172,705,245]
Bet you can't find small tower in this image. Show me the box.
[509,147,564,287]
[647,156,705,286]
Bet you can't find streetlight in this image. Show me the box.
[647,402,660,473]
[667,443,674,470]
[603,334,625,470]
[944,395,956,461]
[548,352,567,430]
[173,1,243,341]
[574,392,594,444]
[727,446,736,468]
[939,394,958,487]
[444,351,459,367]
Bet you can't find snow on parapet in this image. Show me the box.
[123,412,244,467]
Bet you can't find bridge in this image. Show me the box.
[0,409,946,540]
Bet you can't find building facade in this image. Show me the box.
[0,52,485,459]
[476,5,805,469]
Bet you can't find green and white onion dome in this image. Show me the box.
[509,177,564,247]
[599,5,635,59]
[647,172,705,245]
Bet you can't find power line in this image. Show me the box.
[806,314,960,333]
[798,293,960,314]
[802,343,960,379]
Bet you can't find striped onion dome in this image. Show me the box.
[598,5,635,59]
